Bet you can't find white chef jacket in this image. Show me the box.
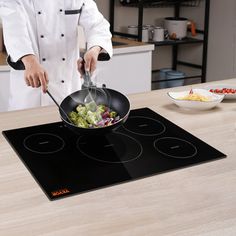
[0,0,112,111]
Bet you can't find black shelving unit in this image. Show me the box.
[109,0,210,86]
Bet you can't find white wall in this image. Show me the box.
[207,0,236,81]
[96,0,110,20]
[96,0,236,83]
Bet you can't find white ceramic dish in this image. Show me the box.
[204,84,236,100]
[167,88,224,110]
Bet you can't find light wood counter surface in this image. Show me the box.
[0,51,10,71]
[112,37,154,55]
[0,51,7,65]
[0,79,236,236]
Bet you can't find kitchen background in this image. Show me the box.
[0,0,236,112]
[96,0,236,82]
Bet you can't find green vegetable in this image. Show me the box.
[69,111,79,123]
[76,105,87,118]
[85,102,97,112]
[69,103,119,128]
[69,111,89,128]
[97,104,106,114]
[76,116,89,128]
[109,111,117,118]
[86,110,102,125]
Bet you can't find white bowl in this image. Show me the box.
[167,88,225,110]
[204,84,236,100]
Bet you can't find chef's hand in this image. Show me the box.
[21,55,49,93]
[77,46,102,76]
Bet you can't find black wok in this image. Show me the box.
[59,88,130,135]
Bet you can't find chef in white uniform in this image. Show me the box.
[0,0,112,111]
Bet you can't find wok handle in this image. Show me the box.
[46,90,72,124]
[46,90,60,107]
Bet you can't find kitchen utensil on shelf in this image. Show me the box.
[164,17,196,40]
[127,25,138,37]
[158,68,173,89]
[166,70,185,88]
[152,26,164,42]
[143,24,154,40]
[142,26,149,42]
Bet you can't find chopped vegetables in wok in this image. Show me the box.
[69,104,120,128]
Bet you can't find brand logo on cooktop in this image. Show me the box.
[51,188,70,197]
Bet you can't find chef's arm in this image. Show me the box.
[21,55,48,93]
[79,0,113,60]
[1,2,48,92]
[0,1,35,69]
[77,45,102,75]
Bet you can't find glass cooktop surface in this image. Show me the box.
[2,108,226,200]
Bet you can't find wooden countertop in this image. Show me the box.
[81,37,154,56]
[0,51,7,65]
[0,51,10,71]
[1,79,236,235]
[112,37,154,55]
[112,36,149,47]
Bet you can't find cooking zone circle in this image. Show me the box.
[122,116,166,136]
[23,133,65,154]
[77,132,143,164]
[154,137,198,159]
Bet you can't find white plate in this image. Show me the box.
[167,88,224,110]
[204,84,236,100]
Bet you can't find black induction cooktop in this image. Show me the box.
[2,108,226,200]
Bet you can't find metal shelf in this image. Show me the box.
[152,75,202,83]
[112,32,204,46]
[150,37,204,46]
[110,0,210,85]
[119,0,201,8]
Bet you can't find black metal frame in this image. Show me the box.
[109,0,210,85]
